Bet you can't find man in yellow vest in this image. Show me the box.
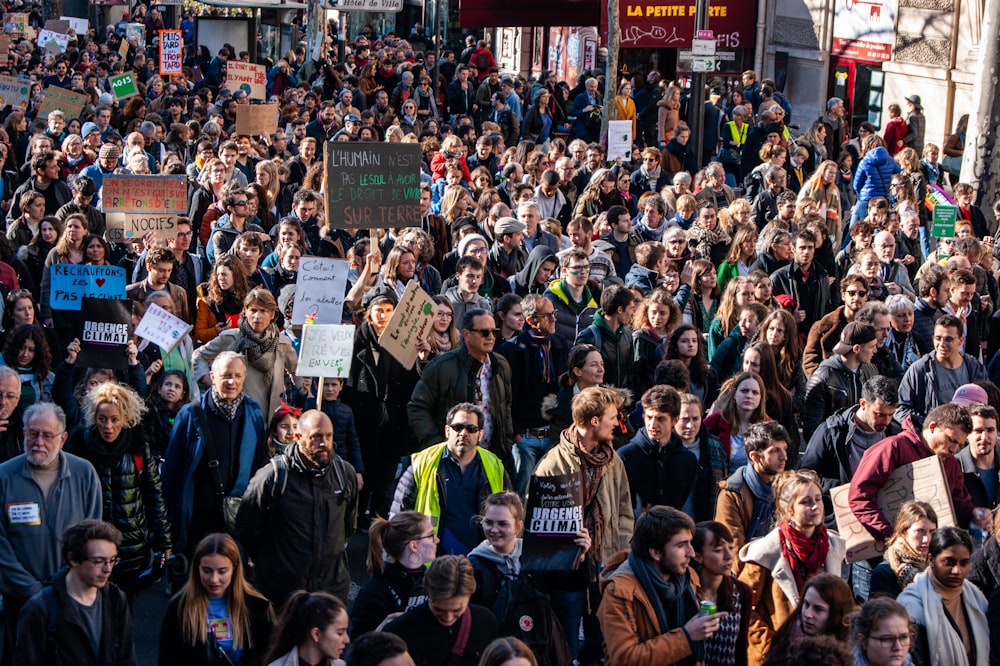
[390,402,511,555]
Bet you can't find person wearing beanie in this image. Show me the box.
[80,122,102,152]
[440,233,512,300]
[77,143,122,209]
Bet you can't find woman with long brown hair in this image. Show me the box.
[763,574,857,666]
[797,159,843,245]
[757,309,806,411]
[693,521,754,666]
[39,213,88,347]
[705,371,770,469]
[195,255,251,344]
[741,341,799,467]
[158,533,275,665]
[870,500,938,599]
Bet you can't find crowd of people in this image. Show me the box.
[0,3,998,665]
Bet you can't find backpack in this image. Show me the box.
[491,572,571,666]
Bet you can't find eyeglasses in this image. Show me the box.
[844,290,867,297]
[413,531,436,541]
[26,429,62,443]
[435,311,454,319]
[531,311,555,319]
[467,247,488,255]
[86,556,121,568]
[869,634,912,647]
[449,423,481,433]
[232,201,248,207]
[467,328,499,338]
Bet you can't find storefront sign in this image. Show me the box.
[604,0,754,49]
[832,0,898,62]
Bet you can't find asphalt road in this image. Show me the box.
[4,532,373,663]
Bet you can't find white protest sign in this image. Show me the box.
[289,257,350,325]
[225,60,267,100]
[607,120,633,163]
[377,281,435,370]
[134,302,192,354]
[60,16,88,35]
[295,324,355,378]
[37,30,71,53]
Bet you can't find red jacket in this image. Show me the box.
[883,117,908,156]
[848,415,974,540]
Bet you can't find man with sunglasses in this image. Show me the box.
[802,274,871,377]
[409,310,515,474]
[392,403,510,556]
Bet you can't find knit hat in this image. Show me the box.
[81,121,100,138]
[832,322,877,356]
[99,143,121,161]
[952,384,988,408]
[98,92,114,106]
[458,233,487,257]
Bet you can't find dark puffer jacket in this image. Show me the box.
[67,425,172,576]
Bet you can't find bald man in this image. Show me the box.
[236,409,358,606]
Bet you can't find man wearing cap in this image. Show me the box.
[77,144,120,209]
[80,122,103,153]
[7,151,71,224]
[897,314,987,426]
[333,114,361,142]
[488,217,528,279]
[140,121,165,170]
[902,95,925,150]
[336,89,361,121]
[499,76,522,119]
[802,322,880,433]
[957,402,1000,510]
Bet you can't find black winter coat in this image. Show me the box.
[498,329,568,433]
[158,591,274,666]
[67,425,172,577]
[350,561,426,638]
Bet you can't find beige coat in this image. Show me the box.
[191,328,299,426]
[533,429,634,565]
[738,528,847,666]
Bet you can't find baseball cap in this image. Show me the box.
[832,322,877,356]
[952,384,988,408]
[344,114,361,123]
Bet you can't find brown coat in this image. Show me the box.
[597,550,702,666]
[714,468,756,574]
[737,529,847,666]
[801,306,849,378]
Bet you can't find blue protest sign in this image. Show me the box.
[49,264,127,311]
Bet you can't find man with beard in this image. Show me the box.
[599,506,722,664]
[14,521,134,664]
[0,403,101,666]
[236,409,358,605]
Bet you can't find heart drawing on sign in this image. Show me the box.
[95,278,106,287]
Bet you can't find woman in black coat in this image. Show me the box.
[67,381,171,601]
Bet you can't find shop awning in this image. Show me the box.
[459,0,600,28]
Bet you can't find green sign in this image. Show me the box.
[932,204,957,238]
[109,72,137,101]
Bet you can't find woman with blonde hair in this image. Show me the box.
[68,381,171,600]
[707,276,756,357]
[159,533,275,665]
[870,500,938,599]
[610,80,637,139]
[738,469,847,666]
[797,159,842,245]
[440,185,472,227]
[657,83,682,147]
[254,159,281,217]
[717,228,758,293]
[351,511,438,637]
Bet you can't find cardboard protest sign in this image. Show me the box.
[295,324,355,378]
[0,75,31,110]
[324,142,422,230]
[833,455,956,563]
[60,16,88,35]
[38,86,88,119]
[159,30,182,75]
[225,61,266,100]
[134,302,192,354]
[522,473,585,570]
[49,265,127,311]
[103,175,187,241]
[118,38,130,59]
[377,281,435,370]
[77,298,132,371]
[104,213,126,244]
[235,104,278,136]
[110,72,137,100]
[4,14,28,35]
[44,19,70,34]
[37,29,70,53]
[289,257,350,325]
[0,37,10,68]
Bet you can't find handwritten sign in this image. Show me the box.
[118,38,130,59]
[235,104,278,136]
[522,472,585,570]
[835,455,956,562]
[38,86,88,119]
[289,257,350,325]
[43,19,70,34]
[110,72,137,100]
[607,120,633,163]
[0,75,31,110]
[158,30,182,75]
[324,142,422,230]
[4,14,27,35]
[49,265,127,311]
[295,324,355,378]
[77,298,132,371]
[225,60,267,100]
[38,30,71,53]
[60,16,89,35]
[377,281,435,370]
[135,302,192,354]
[102,175,187,213]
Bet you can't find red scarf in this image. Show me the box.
[778,519,830,593]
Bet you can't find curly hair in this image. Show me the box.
[206,254,250,306]
[3,324,52,382]
[81,381,147,429]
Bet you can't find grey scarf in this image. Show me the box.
[209,388,244,423]
[744,464,775,540]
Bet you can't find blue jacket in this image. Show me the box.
[161,392,265,550]
[853,146,901,201]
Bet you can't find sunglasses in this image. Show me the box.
[449,423,481,433]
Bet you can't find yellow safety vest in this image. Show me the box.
[410,442,506,533]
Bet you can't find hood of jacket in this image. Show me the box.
[547,278,597,309]
[514,244,557,289]
[468,538,522,576]
[591,308,624,340]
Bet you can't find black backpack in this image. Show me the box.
[491,572,572,666]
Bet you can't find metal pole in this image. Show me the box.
[601,0,619,142]
[688,0,710,171]
[433,0,441,104]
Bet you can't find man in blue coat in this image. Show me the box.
[162,351,267,555]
